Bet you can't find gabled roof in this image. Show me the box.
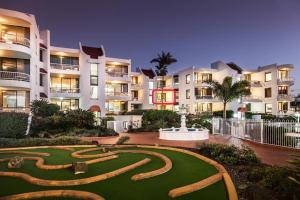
[226,62,243,74]
[82,45,104,59]
[141,68,156,79]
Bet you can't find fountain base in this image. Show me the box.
[159,127,209,141]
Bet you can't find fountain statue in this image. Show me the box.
[159,104,209,141]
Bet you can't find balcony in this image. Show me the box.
[0,107,30,113]
[50,87,80,98]
[106,72,130,82]
[0,32,30,47]
[50,63,80,75]
[105,91,130,101]
[195,95,214,100]
[277,94,294,101]
[131,97,143,104]
[243,95,263,102]
[277,77,294,85]
[250,81,263,87]
[0,71,30,88]
[131,83,142,89]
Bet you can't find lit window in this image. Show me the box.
[186,74,191,84]
[186,89,190,99]
[91,63,98,75]
[265,72,272,82]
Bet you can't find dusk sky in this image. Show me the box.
[1,0,299,92]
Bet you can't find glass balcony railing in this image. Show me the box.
[195,95,213,100]
[50,87,80,93]
[50,63,79,71]
[277,77,294,84]
[0,32,30,47]
[105,91,129,96]
[106,71,128,77]
[0,71,30,82]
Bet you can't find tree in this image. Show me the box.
[150,51,177,77]
[31,99,60,117]
[205,76,250,119]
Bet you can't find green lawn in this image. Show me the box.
[0,147,228,200]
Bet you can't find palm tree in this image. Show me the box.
[150,51,177,107]
[150,51,177,77]
[205,76,251,119]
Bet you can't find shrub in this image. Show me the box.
[31,99,60,117]
[0,112,28,138]
[73,128,118,137]
[197,143,260,166]
[288,155,300,185]
[141,109,180,131]
[186,114,212,132]
[122,109,147,115]
[0,136,92,148]
[213,110,234,118]
[64,109,95,129]
[116,136,130,145]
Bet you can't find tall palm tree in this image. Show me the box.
[150,51,177,107]
[205,76,251,119]
[150,51,177,77]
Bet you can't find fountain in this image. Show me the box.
[159,104,209,141]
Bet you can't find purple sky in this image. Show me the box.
[1,0,300,93]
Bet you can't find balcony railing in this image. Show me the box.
[131,97,142,101]
[106,71,128,77]
[0,71,30,82]
[195,95,213,100]
[105,91,129,96]
[0,32,30,47]
[243,95,262,102]
[50,63,79,71]
[0,107,30,113]
[250,81,263,87]
[277,94,294,101]
[277,77,294,85]
[50,87,80,93]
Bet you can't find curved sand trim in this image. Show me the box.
[0,151,50,157]
[0,155,118,170]
[137,145,238,200]
[0,158,151,186]
[0,190,105,200]
[71,148,117,159]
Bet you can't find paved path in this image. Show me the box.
[82,132,300,166]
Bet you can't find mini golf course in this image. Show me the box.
[0,145,237,200]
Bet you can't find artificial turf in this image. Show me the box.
[0,147,228,200]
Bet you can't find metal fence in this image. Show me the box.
[0,71,30,82]
[212,118,300,149]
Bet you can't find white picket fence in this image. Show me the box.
[212,118,300,149]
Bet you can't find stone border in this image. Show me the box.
[137,145,238,200]
[0,151,50,157]
[0,190,104,200]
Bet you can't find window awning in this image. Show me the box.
[40,92,48,98]
[89,105,101,112]
[40,68,47,74]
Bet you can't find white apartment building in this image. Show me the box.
[0,8,295,117]
[152,61,294,115]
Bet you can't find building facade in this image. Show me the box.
[0,8,295,117]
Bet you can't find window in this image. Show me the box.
[278,86,288,95]
[265,103,272,113]
[50,77,79,93]
[131,76,138,84]
[265,88,272,98]
[202,73,212,82]
[278,102,288,112]
[90,86,98,99]
[186,89,190,99]
[175,89,179,99]
[2,91,29,108]
[90,63,98,86]
[278,70,288,80]
[195,103,212,113]
[39,73,44,86]
[186,74,191,84]
[90,76,98,86]
[265,72,272,82]
[244,74,251,81]
[158,80,166,88]
[39,49,43,62]
[50,98,79,110]
[173,75,179,84]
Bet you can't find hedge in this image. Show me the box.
[0,112,28,138]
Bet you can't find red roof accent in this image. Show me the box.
[82,46,104,59]
[141,68,156,79]
[40,92,48,98]
[89,105,101,112]
[39,68,47,73]
[40,43,47,49]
